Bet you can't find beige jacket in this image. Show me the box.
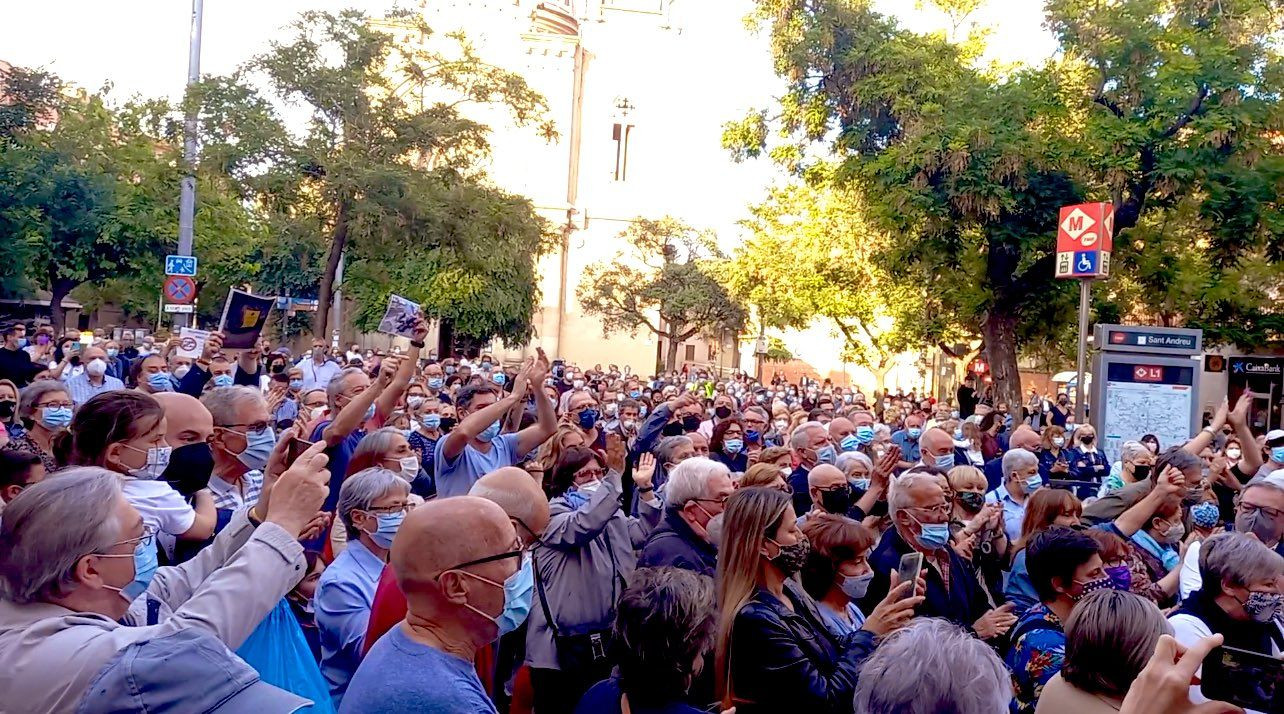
[0,508,305,714]
[1034,674,1122,714]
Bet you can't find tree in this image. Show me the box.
[727,0,1284,409]
[190,9,556,344]
[0,67,170,333]
[578,217,747,371]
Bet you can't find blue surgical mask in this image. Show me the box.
[101,538,159,603]
[840,434,860,452]
[235,427,276,472]
[746,429,761,444]
[909,513,951,550]
[934,452,955,469]
[1272,446,1284,464]
[816,445,837,466]
[363,404,376,421]
[211,374,234,388]
[15,337,28,349]
[907,427,922,440]
[40,406,72,430]
[496,554,535,636]
[423,414,442,429]
[106,348,119,358]
[147,372,173,392]
[367,511,405,549]
[840,571,874,600]
[724,438,744,454]
[953,429,964,440]
[855,426,875,444]
[493,373,506,386]
[577,409,599,431]
[427,377,444,390]
[850,478,870,491]
[289,379,304,391]
[629,390,641,399]
[1024,474,1044,493]
[479,420,501,443]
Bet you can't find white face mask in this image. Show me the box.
[86,358,108,377]
[1227,448,1242,460]
[173,364,191,379]
[120,444,172,481]
[397,455,419,481]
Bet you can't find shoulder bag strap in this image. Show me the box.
[531,546,561,638]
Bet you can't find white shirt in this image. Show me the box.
[121,479,195,537]
[1179,540,1203,601]
[1169,611,1280,714]
[295,357,342,392]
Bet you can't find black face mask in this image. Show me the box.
[163,442,215,498]
[439,416,458,432]
[957,491,985,512]
[270,362,286,374]
[0,400,14,421]
[681,415,702,433]
[662,421,685,437]
[1132,464,1151,480]
[714,405,732,420]
[1080,435,1095,445]
[817,486,853,515]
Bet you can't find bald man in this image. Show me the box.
[800,464,854,526]
[154,392,216,499]
[362,467,549,657]
[342,496,519,714]
[918,427,956,471]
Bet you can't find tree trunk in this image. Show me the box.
[664,330,681,372]
[48,278,75,335]
[981,309,1022,411]
[313,200,351,338]
[871,365,892,393]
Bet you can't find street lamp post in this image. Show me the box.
[175,0,203,330]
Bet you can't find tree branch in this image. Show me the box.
[1159,84,1210,140]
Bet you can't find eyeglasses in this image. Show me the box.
[220,422,271,436]
[366,502,414,516]
[1237,502,1284,521]
[37,401,74,410]
[576,467,605,480]
[436,539,525,579]
[694,495,729,507]
[909,503,951,517]
[99,525,156,553]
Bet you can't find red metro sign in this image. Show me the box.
[1055,202,1114,280]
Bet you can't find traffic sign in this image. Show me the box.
[163,303,195,314]
[163,275,197,305]
[1055,202,1113,280]
[165,255,198,276]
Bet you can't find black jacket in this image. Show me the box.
[860,525,991,631]
[0,347,42,388]
[638,507,718,577]
[726,580,876,714]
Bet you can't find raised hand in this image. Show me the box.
[633,452,657,489]
[202,332,224,361]
[973,603,1017,639]
[862,571,924,637]
[261,439,329,538]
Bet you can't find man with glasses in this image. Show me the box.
[341,496,521,714]
[862,470,1018,640]
[201,387,274,513]
[639,457,734,577]
[797,463,856,527]
[1180,471,1284,599]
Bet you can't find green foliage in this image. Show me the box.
[578,217,747,370]
[730,0,1284,406]
[191,9,555,343]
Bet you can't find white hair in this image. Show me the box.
[666,457,731,508]
[200,385,265,427]
[873,424,891,438]
[836,451,873,475]
[338,468,410,540]
[888,471,944,518]
[0,467,122,603]
[853,618,1013,714]
[1200,531,1284,591]
[1119,440,1149,463]
[790,421,825,450]
[1002,448,1038,479]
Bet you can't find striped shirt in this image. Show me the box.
[63,373,125,408]
[206,469,264,511]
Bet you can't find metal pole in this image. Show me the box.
[175,0,203,330]
[1075,279,1091,425]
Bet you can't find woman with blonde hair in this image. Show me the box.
[537,423,588,493]
[739,462,791,492]
[1005,489,1083,612]
[714,486,921,712]
[957,420,986,467]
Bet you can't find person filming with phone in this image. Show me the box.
[862,470,1017,641]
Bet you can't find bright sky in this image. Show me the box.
[0,0,1055,237]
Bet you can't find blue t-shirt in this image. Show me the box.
[310,420,366,512]
[338,625,496,714]
[434,433,521,498]
[574,677,706,714]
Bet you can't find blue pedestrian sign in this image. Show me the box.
[165,255,198,277]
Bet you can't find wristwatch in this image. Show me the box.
[410,339,425,348]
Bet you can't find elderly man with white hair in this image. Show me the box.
[1179,471,1284,600]
[202,386,275,512]
[638,457,734,576]
[862,470,1016,639]
[788,421,836,515]
[985,448,1043,543]
[0,443,331,713]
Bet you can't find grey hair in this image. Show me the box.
[888,471,945,518]
[1119,440,1149,464]
[666,457,731,509]
[326,367,366,407]
[654,435,693,465]
[853,617,1012,714]
[1002,448,1038,480]
[613,567,717,704]
[836,451,873,476]
[350,427,405,469]
[790,421,825,450]
[1063,589,1172,697]
[873,424,891,438]
[0,467,122,603]
[743,406,768,422]
[199,385,265,427]
[18,379,70,420]
[1199,531,1284,591]
[1244,473,1284,500]
[337,467,410,540]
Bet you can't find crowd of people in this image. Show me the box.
[0,317,1278,713]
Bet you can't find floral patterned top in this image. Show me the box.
[1005,603,1066,714]
[3,433,57,474]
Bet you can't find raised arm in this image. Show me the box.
[516,349,556,456]
[1184,398,1227,456]
[375,319,427,419]
[321,362,390,447]
[442,384,521,462]
[1227,392,1261,477]
[1113,466,1183,536]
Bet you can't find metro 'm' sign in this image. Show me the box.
[1055,202,1114,280]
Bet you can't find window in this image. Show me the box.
[707,344,716,361]
[684,344,696,362]
[611,122,633,181]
